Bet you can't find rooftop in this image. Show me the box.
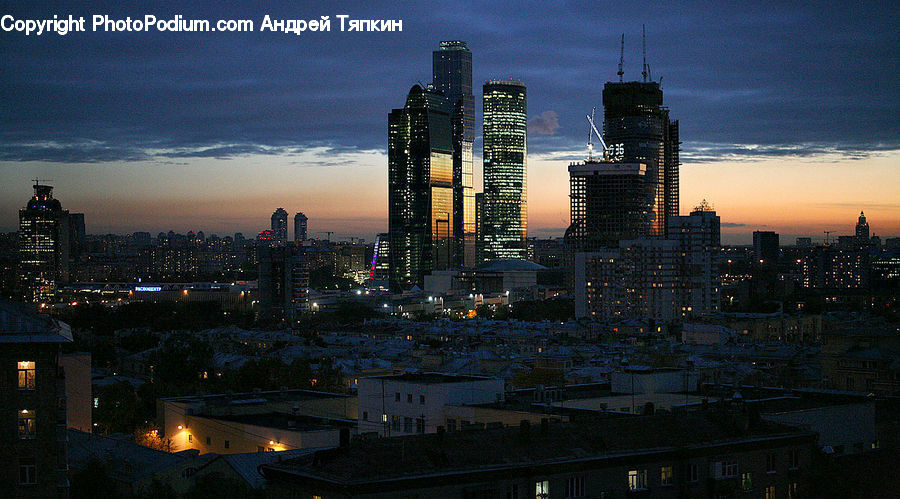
[262,412,813,485]
[0,300,73,343]
[476,259,547,272]
[361,373,499,384]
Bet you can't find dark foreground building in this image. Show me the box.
[0,300,73,497]
[261,412,815,498]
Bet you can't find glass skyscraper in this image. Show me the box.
[388,84,454,290]
[602,81,679,236]
[18,183,70,302]
[432,41,475,267]
[481,80,527,262]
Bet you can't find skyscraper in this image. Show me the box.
[856,211,869,243]
[566,161,653,252]
[294,212,308,243]
[258,245,309,322]
[602,81,679,236]
[481,80,527,262]
[753,231,780,263]
[432,41,475,267]
[18,183,70,302]
[388,84,454,290]
[271,208,288,245]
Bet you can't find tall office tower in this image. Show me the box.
[388,84,454,290]
[271,208,288,245]
[0,301,72,497]
[566,161,653,252]
[474,192,484,262]
[369,233,391,282]
[753,231,780,263]
[856,211,869,243]
[18,183,70,302]
[258,245,309,322]
[433,41,476,267]
[668,202,721,317]
[294,212,308,243]
[602,81,679,236]
[481,80,527,262]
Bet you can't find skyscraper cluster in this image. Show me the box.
[388,41,528,291]
[568,42,720,321]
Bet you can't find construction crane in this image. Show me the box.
[824,230,832,246]
[617,34,625,82]
[586,107,609,162]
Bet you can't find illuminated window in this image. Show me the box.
[18,410,36,438]
[535,479,549,499]
[741,472,752,491]
[18,361,35,390]
[661,466,674,485]
[628,469,647,490]
[765,485,776,499]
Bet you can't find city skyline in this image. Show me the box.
[1,1,898,244]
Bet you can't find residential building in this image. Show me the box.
[0,300,73,497]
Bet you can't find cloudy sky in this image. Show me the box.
[1,0,898,244]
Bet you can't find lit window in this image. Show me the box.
[18,410,36,439]
[628,469,647,490]
[765,485,776,499]
[18,457,36,485]
[535,479,549,499]
[661,466,674,485]
[741,472,752,491]
[788,482,799,498]
[18,361,35,390]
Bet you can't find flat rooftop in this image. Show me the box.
[205,412,355,432]
[362,373,498,384]
[161,388,350,404]
[262,412,814,485]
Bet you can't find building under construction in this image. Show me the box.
[566,161,653,252]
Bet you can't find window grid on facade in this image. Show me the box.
[18,361,36,390]
[628,469,647,490]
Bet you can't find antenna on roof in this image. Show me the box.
[641,24,647,82]
[617,34,625,82]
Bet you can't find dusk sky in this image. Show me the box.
[1,1,898,244]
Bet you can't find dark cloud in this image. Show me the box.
[529,111,560,136]
[0,1,897,163]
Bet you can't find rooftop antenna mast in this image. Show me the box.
[641,24,648,82]
[617,34,625,82]
[586,107,609,162]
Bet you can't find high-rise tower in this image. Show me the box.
[271,208,288,245]
[388,84,454,290]
[856,211,869,243]
[602,81,679,236]
[432,41,475,267]
[18,183,70,302]
[481,80,527,262]
[294,212,308,243]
